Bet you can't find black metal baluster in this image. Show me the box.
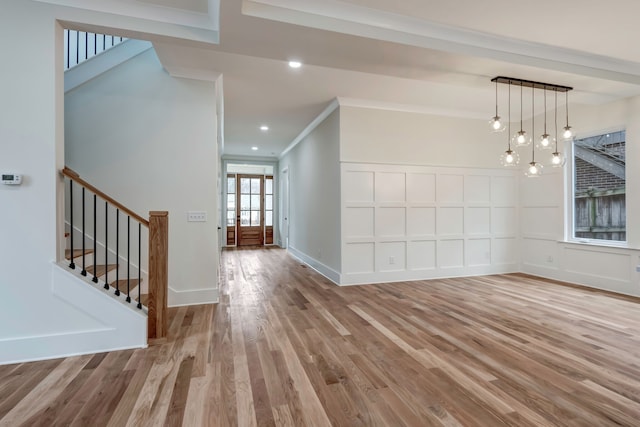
[94,33,97,58]
[92,194,98,283]
[137,223,142,309]
[75,31,79,66]
[85,31,88,62]
[126,216,131,303]
[102,33,106,51]
[115,209,120,296]
[81,188,87,276]
[104,201,109,289]
[66,29,70,69]
[69,179,75,269]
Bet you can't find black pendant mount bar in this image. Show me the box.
[491,76,573,93]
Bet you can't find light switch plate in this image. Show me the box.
[187,211,207,222]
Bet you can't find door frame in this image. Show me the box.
[222,159,278,247]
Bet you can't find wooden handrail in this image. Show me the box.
[61,167,149,227]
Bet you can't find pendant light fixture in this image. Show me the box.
[490,78,506,132]
[551,89,566,167]
[525,85,543,177]
[500,81,519,166]
[513,81,530,147]
[563,90,573,140]
[491,76,573,174]
[537,89,552,150]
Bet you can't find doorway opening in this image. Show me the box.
[225,163,275,247]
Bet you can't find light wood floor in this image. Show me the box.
[2,247,640,426]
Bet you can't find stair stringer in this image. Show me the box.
[65,39,153,93]
[41,263,145,360]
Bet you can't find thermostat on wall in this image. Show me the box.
[2,174,22,185]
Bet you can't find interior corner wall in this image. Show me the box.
[520,97,640,297]
[0,0,167,364]
[279,108,341,282]
[65,48,219,306]
[338,106,519,285]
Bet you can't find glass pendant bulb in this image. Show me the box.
[537,133,553,150]
[563,125,573,140]
[551,151,566,167]
[500,149,519,167]
[490,116,505,132]
[525,161,543,177]
[513,130,530,147]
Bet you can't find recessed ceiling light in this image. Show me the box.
[251,146,259,151]
[288,60,302,69]
[260,125,269,131]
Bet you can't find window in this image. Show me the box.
[265,176,273,227]
[572,131,626,242]
[226,175,236,226]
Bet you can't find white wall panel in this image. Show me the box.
[375,172,405,202]
[492,176,517,205]
[344,243,375,274]
[493,207,517,236]
[437,174,464,203]
[341,163,519,285]
[408,240,437,270]
[407,207,436,237]
[465,175,491,203]
[344,207,374,238]
[564,247,630,282]
[466,207,491,236]
[467,239,491,266]
[438,207,464,235]
[377,241,406,272]
[344,171,374,202]
[407,173,436,202]
[376,207,406,237]
[522,207,560,239]
[493,238,518,265]
[439,239,464,268]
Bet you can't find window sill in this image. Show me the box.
[561,239,636,251]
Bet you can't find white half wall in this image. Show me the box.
[341,162,519,284]
[279,109,341,277]
[65,48,219,307]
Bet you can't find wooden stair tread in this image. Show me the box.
[65,249,93,260]
[140,294,149,305]
[110,278,142,291]
[86,264,118,276]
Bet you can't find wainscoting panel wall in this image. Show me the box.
[341,163,519,285]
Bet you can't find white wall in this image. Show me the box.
[340,106,506,168]
[519,97,640,297]
[65,48,219,307]
[338,105,519,284]
[0,0,218,364]
[279,109,341,280]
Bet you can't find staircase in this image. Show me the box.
[61,167,167,340]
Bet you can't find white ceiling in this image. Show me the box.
[149,0,640,157]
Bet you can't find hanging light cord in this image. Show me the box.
[531,86,535,162]
[565,91,570,127]
[555,89,559,151]
[520,82,524,131]
[507,83,511,149]
[543,89,547,134]
[495,79,499,117]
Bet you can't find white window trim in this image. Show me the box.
[565,130,627,247]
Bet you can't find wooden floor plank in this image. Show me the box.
[3,247,640,426]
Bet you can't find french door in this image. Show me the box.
[226,174,273,246]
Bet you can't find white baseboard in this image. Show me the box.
[287,246,341,284]
[168,286,219,307]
